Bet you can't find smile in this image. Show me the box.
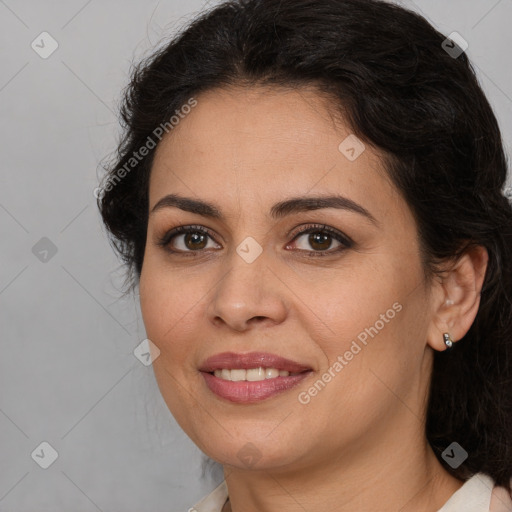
[212,367,303,381]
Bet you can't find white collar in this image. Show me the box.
[190,479,228,512]
[189,473,499,512]
[437,473,494,512]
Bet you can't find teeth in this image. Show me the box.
[247,367,265,381]
[231,369,246,382]
[266,368,279,379]
[212,367,301,381]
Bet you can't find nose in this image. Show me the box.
[206,248,288,332]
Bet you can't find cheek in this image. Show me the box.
[139,267,165,339]
[301,302,426,443]
[139,261,191,355]
[308,258,426,392]
[139,263,206,434]
[139,255,219,376]
[308,266,399,350]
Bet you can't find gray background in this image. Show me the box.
[0,1,510,511]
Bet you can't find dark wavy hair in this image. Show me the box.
[97,0,512,496]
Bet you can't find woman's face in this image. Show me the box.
[139,86,436,472]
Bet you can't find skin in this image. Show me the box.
[138,86,488,512]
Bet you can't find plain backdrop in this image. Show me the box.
[0,1,511,511]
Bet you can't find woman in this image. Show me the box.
[97,0,512,510]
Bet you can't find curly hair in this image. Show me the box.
[97,0,512,496]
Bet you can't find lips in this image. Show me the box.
[198,351,312,373]
[201,371,311,403]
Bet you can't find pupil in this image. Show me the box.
[310,232,331,250]
[186,232,206,250]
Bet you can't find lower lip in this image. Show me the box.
[201,371,312,403]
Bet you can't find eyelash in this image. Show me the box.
[156,223,353,258]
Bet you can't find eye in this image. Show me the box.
[156,223,353,257]
[286,224,353,257]
[156,225,220,255]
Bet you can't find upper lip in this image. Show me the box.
[199,351,312,373]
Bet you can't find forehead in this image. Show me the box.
[154,86,348,164]
[149,85,398,217]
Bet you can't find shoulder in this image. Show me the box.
[489,481,512,512]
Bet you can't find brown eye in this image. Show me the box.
[287,224,353,257]
[157,223,352,258]
[307,232,335,251]
[183,232,208,250]
[157,225,220,254]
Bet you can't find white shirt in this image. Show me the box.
[187,473,512,511]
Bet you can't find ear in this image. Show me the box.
[426,245,489,351]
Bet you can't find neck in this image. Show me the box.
[221,415,463,512]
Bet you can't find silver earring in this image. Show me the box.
[443,332,454,349]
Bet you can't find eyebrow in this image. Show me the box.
[150,193,378,225]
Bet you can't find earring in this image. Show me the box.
[443,332,454,349]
